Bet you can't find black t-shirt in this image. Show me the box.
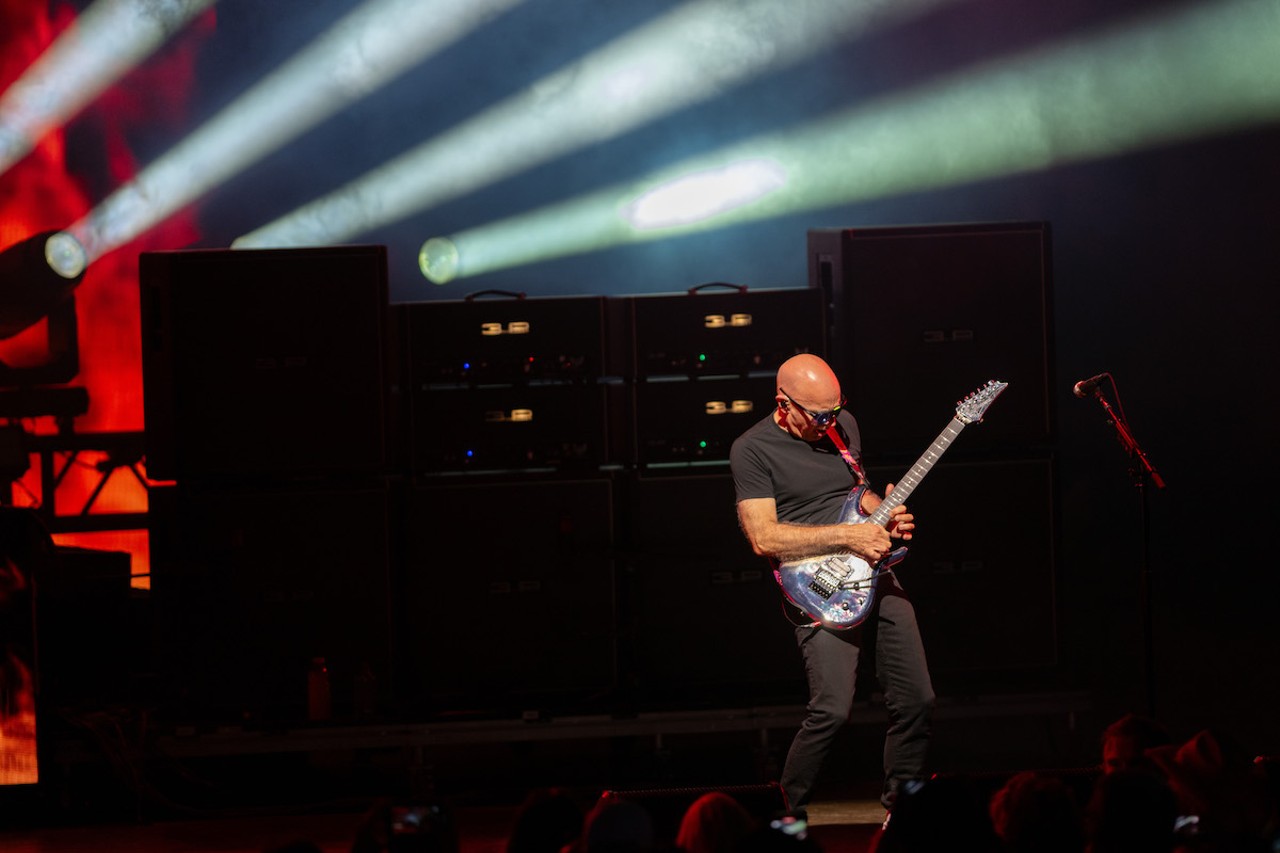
[729,410,863,526]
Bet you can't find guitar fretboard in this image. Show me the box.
[866,417,967,528]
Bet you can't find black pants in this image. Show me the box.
[780,579,935,811]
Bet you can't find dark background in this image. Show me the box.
[25,0,1280,774]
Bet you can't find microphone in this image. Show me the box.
[1073,373,1108,398]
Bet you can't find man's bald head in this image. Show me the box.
[777,354,840,406]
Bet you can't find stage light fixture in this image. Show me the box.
[418,0,1280,283]
[418,237,459,286]
[234,0,961,250]
[0,231,86,341]
[43,231,88,280]
[0,0,217,178]
[60,0,526,270]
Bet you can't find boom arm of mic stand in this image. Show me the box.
[1090,391,1166,489]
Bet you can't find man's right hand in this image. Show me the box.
[845,522,893,563]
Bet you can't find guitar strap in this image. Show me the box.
[825,423,870,488]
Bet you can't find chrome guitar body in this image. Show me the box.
[776,485,906,629]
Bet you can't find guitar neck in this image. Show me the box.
[866,416,969,527]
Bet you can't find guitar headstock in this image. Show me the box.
[955,380,1008,424]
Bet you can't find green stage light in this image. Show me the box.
[419,0,1280,283]
[0,0,217,178]
[234,0,961,250]
[62,0,525,269]
[418,237,459,286]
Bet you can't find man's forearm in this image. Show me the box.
[746,519,882,563]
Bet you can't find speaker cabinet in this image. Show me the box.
[412,384,609,474]
[622,473,747,553]
[148,484,393,724]
[399,478,616,711]
[809,223,1053,453]
[867,457,1058,674]
[629,287,825,378]
[620,474,804,705]
[140,246,389,482]
[632,376,775,468]
[402,296,608,385]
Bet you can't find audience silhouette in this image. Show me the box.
[1085,766,1179,853]
[573,796,655,853]
[350,797,459,853]
[507,788,586,853]
[191,712,1280,853]
[473,716,1280,852]
[674,792,756,853]
[870,776,1001,852]
[1100,713,1172,776]
[989,770,1085,853]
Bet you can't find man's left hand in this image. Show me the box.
[866,482,914,540]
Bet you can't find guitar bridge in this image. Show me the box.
[808,566,841,600]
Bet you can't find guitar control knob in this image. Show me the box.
[841,603,849,610]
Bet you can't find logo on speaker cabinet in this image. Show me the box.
[480,321,531,336]
[703,313,752,329]
[484,408,534,422]
[922,329,974,343]
[705,400,754,415]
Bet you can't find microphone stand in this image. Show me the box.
[1086,387,1165,719]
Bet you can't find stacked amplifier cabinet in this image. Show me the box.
[864,458,1058,678]
[627,284,827,470]
[807,222,1053,453]
[396,476,616,713]
[618,284,825,706]
[148,483,394,724]
[140,246,395,725]
[808,224,1060,681]
[140,246,391,483]
[615,472,806,707]
[632,375,777,467]
[396,293,619,711]
[628,285,826,378]
[400,293,613,474]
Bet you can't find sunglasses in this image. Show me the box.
[779,387,845,430]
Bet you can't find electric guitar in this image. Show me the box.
[775,380,1008,630]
